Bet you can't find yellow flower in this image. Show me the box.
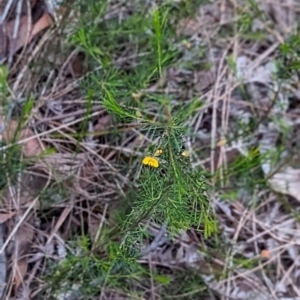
[182,40,192,49]
[154,149,163,157]
[181,150,190,157]
[132,92,143,101]
[142,156,159,168]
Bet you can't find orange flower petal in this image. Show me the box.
[261,249,270,259]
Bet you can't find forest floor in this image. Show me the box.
[1,0,300,299]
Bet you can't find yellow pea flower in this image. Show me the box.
[142,156,159,168]
[181,150,190,157]
[154,149,163,157]
[132,92,143,101]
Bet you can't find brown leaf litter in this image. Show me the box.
[33,153,93,186]
[176,3,233,37]
[2,168,49,208]
[10,215,34,294]
[1,0,300,299]
[0,0,53,62]
[0,116,44,157]
[4,213,33,295]
[153,1,300,299]
[5,13,53,58]
[0,212,16,224]
[0,167,49,296]
[0,1,91,298]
